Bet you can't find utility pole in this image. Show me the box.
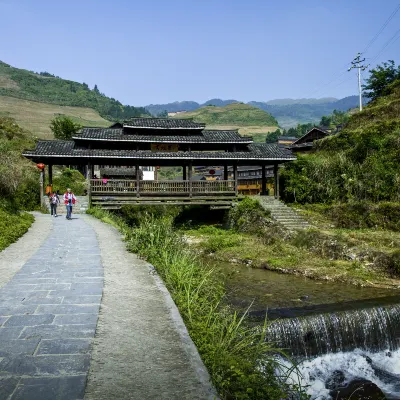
[348,53,369,111]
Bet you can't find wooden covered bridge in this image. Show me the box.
[23,118,296,208]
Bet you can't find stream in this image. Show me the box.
[213,260,400,399]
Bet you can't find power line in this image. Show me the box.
[369,27,400,63]
[362,3,400,54]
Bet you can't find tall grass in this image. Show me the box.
[87,208,304,399]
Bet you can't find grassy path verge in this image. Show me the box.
[0,209,34,251]
[87,208,305,400]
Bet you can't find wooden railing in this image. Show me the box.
[90,179,236,196]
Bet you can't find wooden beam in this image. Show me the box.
[183,166,187,181]
[87,162,92,207]
[273,164,279,199]
[48,164,53,185]
[261,165,267,196]
[135,165,140,198]
[224,165,228,180]
[233,164,238,196]
[188,162,192,198]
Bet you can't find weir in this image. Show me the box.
[268,304,400,357]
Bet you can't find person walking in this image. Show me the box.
[49,191,60,217]
[63,188,77,220]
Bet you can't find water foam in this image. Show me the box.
[279,349,400,399]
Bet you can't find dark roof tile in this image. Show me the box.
[123,117,205,129]
[24,141,296,161]
[74,128,252,143]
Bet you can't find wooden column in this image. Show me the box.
[224,165,228,181]
[188,162,192,198]
[48,164,53,186]
[90,164,94,179]
[87,162,92,207]
[273,164,279,199]
[261,165,267,196]
[183,166,187,181]
[233,164,238,197]
[136,164,140,198]
[39,168,45,207]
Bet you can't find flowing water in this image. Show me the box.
[211,260,400,399]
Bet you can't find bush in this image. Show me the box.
[323,202,400,231]
[120,204,182,227]
[52,168,86,195]
[0,210,34,251]
[229,198,270,233]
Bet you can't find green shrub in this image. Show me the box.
[52,168,86,195]
[323,202,400,231]
[229,198,271,233]
[0,210,34,251]
[202,235,241,253]
[120,204,182,227]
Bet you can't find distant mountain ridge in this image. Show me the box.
[145,96,362,128]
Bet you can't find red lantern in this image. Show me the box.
[209,169,215,175]
[36,163,45,170]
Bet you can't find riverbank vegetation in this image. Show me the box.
[87,206,306,400]
[181,198,400,287]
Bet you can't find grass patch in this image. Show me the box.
[87,207,305,399]
[0,210,34,251]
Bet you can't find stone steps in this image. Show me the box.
[257,196,311,231]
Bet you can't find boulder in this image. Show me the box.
[330,378,387,400]
[325,370,345,391]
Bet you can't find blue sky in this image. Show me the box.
[1,0,399,105]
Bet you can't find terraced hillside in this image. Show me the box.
[172,103,279,142]
[0,96,110,138]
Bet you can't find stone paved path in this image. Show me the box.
[0,215,103,399]
[0,214,216,400]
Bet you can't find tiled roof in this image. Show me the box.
[23,141,296,161]
[292,127,329,145]
[74,128,251,143]
[99,167,136,176]
[123,117,205,129]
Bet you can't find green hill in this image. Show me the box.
[281,78,400,205]
[0,95,110,138]
[0,60,149,122]
[172,103,279,141]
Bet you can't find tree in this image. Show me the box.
[363,60,400,101]
[50,116,82,140]
[157,110,168,118]
[93,84,100,94]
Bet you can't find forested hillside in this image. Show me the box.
[0,61,149,121]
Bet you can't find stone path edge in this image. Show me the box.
[84,215,218,399]
[149,264,219,399]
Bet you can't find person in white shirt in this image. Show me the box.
[63,188,77,220]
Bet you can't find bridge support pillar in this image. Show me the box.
[224,165,228,180]
[274,164,279,200]
[136,164,140,198]
[233,164,238,197]
[261,164,267,196]
[188,162,192,198]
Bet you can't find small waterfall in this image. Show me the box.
[268,304,400,357]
